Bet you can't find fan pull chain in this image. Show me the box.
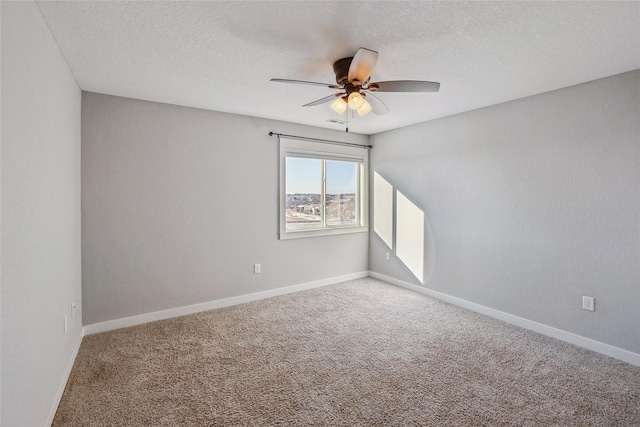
[345,109,349,133]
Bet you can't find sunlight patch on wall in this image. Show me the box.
[373,172,393,248]
[396,191,425,283]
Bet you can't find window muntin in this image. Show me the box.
[279,138,368,239]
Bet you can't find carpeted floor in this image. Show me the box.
[53,278,640,426]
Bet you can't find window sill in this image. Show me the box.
[279,226,369,240]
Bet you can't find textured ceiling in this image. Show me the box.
[36,1,640,135]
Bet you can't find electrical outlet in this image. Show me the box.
[582,296,595,312]
[385,252,390,261]
[254,263,261,274]
[64,316,68,334]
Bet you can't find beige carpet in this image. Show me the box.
[54,278,640,426]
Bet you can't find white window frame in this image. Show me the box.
[279,137,369,240]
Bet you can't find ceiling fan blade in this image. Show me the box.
[302,93,343,107]
[348,48,378,85]
[366,80,440,92]
[271,78,341,89]
[362,92,389,115]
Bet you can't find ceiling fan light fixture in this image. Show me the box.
[357,99,372,116]
[271,47,439,120]
[331,97,347,115]
[348,92,365,110]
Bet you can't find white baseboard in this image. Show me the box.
[368,271,640,367]
[84,271,369,335]
[45,327,85,426]
[44,270,638,425]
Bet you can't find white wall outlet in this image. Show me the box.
[254,263,261,274]
[71,302,76,319]
[385,252,390,261]
[582,296,595,311]
[63,315,68,334]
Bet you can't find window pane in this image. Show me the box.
[326,160,358,226]
[285,157,322,231]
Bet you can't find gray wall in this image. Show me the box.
[1,2,82,426]
[369,70,640,353]
[81,93,369,325]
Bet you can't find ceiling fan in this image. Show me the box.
[271,47,440,117]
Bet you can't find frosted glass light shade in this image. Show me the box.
[331,97,347,115]
[348,92,365,110]
[357,99,372,116]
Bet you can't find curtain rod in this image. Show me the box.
[268,132,372,149]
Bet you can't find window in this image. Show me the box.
[279,138,368,239]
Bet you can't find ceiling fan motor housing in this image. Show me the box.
[333,57,354,85]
